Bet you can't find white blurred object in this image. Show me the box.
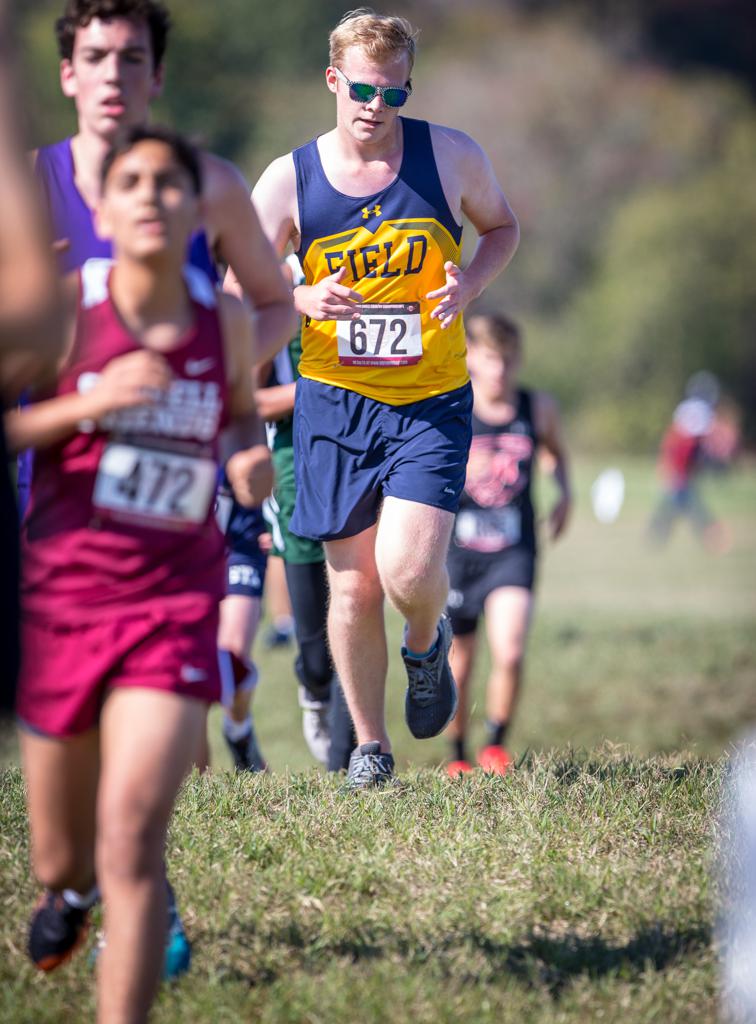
[590,468,625,524]
[721,737,756,1023]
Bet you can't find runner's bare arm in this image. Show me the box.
[534,391,572,541]
[427,127,519,329]
[0,64,62,389]
[254,381,296,422]
[203,154,295,365]
[217,290,273,506]
[251,155,363,321]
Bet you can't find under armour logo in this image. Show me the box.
[362,204,382,219]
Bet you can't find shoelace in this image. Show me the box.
[352,752,393,784]
[406,659,440,706]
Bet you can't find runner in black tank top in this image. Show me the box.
[445,314,572,777]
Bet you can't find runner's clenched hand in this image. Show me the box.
[295,266,363,321]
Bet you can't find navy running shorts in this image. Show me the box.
[226,550,267,599]
[291,378,473,542]
[446,543,536,635]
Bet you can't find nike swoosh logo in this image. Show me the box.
[184,357,216,376]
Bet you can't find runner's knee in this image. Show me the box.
[96,795,172,883]
[493,648,525,673]
[329,573,383,622]
[382,556,448,610]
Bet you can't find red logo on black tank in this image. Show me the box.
[464,432,534,507]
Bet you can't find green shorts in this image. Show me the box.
[266,446,324,565]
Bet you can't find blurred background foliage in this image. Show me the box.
[16,0,756,451]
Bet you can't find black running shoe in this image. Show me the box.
[224,723,267,772]
[346,742,395,789]
[403,615,458,739]
[28,890,90,971]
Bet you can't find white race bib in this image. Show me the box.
[93,443,217,529]
[455,506,522,553]
[337,302,422,366]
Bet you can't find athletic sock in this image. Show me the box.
[62,885,99,910]
[451,738,467,763]
[404,623,440,661]
[485,719,509,748]
[223,715,252,743]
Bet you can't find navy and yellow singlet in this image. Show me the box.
[294,117,469,405]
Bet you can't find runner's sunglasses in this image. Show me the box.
[333,67,412,108]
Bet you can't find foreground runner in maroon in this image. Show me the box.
[6,126,258,1024]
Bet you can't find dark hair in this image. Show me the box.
[55,0,171,68]
[466,312,522,352]
[100,125,203,195]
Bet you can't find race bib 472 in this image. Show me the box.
[93,442,217,530]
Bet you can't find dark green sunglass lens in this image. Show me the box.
[383,88,408,107]
[350,82,378,103]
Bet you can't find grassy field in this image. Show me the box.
[212,454,756,771]
[0,455,754,1022]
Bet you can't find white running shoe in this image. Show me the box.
[298,685,331,765]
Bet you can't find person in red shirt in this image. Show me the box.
[5,125,259,1024]
[648,376,737,552]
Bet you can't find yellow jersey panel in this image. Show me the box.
[293,119,469,405]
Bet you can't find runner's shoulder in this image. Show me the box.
[428,122,487,167]
[199,151,250,205]
[254,152,297,195]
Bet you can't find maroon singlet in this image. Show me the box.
[21,258,229,626]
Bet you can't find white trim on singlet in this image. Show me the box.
[80,257,217,311]
[80,258,113,309]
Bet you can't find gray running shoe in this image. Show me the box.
[346,742,395,789]
[224,722,267,773]
[402,615,458,739]
[299,685,331,765]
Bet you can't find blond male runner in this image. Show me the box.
[253,9,519,785]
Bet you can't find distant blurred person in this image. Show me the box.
[0,0,62,713]
[258,255,356,770]
[5,126,258,1022]
[18,0,293,510]
[445,313,571,776]
[214,448,272,772]
[262,556,296,649]
[648,373,738,553]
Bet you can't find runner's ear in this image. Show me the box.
[60,60,77,99]
[150,62,165,100]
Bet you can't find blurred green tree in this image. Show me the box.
[534,124,756,450]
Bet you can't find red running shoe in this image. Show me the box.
[477,745,513,775]
[447,759,473,778]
